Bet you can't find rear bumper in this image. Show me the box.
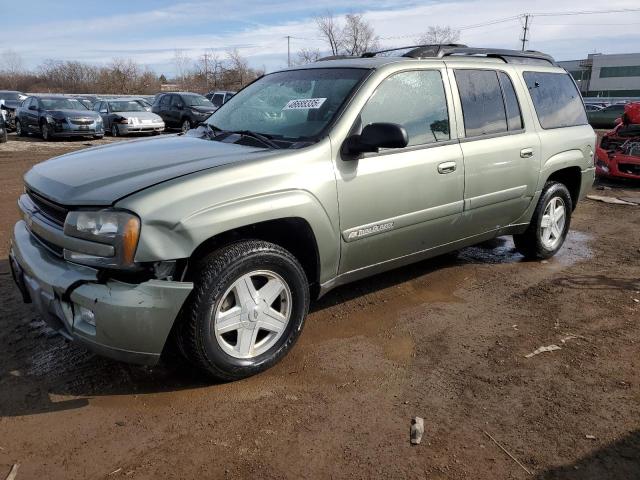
[10,220,193,365]
[579,167,596,200]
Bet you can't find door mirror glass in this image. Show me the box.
[343,122,408,156]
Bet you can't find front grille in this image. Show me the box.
[31,230,64,257]
[26,189,69,226]
[619,163,640,176]
[69,119,93,125]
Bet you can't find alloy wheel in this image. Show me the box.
[540,196,566,250]
[212,270,292,359]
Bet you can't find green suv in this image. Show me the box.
[10,45,595,380]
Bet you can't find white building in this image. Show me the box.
[559,52,640,98]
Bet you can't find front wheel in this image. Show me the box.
[111,124,119,137]
[514,181,572,259]
[178,240,310,381]
[15,120,24,137]
[40,122,53,141]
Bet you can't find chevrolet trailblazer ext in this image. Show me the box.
[10,45,595,381]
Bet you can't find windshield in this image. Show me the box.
[41,98,87,110]
[0,92,20,101]
[109,100,147,112]
[207,68,368,141]
[184,95,213,107]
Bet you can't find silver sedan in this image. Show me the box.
[95,99,165,136]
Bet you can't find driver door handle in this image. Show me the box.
[437,161,457,174]
[520,148,534,158]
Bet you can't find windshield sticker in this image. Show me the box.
[282,98,327,110]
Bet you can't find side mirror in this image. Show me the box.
[342,122,408,157]
[28,105,37,111]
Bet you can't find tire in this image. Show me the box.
[111,124,119,137]
[180,118,191,133]
[178,240,310,381]
[15,120,24,137]
[513,181,572,259]
[0,129,7,143]
[41,122,52,141]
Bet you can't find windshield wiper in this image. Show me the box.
[205,124,280,149]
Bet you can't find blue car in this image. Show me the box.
[15,96,104,140]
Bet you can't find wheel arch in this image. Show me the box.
[188,217,321,296]
[545,166,582,210]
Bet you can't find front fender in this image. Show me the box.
[131,189,339,284]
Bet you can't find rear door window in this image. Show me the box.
[359,70,450,147]
[160,95,171,107]
[523,72,587,129]
[454,70,507,137]
[497,72,523,131]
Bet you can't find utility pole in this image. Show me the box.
[202,52,210,92]
[286,36,291,67]
[520,14,530,51]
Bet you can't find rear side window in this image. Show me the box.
[523,72,587,129]
[455,70,507,137]
[360,70,450,147]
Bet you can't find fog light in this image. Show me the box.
[75,305,95,326]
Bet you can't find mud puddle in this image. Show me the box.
[457,231,592,266]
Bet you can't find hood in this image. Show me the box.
[189,105,216,114]
[112,111,163,122]
[25,135,273,205]
[46,109,100,119]
[0,100,18,111]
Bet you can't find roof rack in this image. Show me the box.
[317,54,359,62]
[361,44,556,66]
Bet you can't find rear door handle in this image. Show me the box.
[520,148,534,158]
[437,161,457,174]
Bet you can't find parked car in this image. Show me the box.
[595,109,640,180]
[587,104,626,128]
[94,98,164,136]
[585,104,604,112]
[15,96,104,140]
[0,109,7,143]
[205,90,236,109]
[10,45,595,381]
[0,90,25,131]
[152,92,215,132]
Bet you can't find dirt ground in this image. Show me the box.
[0,133,639,480]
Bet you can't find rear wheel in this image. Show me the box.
[178,240,309,381]
[181,118,191,133]
[514,181,572,259]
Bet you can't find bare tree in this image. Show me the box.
[295,48,321,65]
[173,49,191,85]
[417,26,461,45]
[0,49,25,89]
[315,12,343,56]
[342,13,379,56]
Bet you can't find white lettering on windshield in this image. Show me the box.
[282,98,327,110]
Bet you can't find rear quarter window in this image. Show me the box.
[523,72,587,129]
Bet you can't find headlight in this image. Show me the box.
[46,115,63,124]
[95,116,103,124]
[63,210,140,269]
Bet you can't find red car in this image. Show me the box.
[595,103,640,181]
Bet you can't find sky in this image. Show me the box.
[1,0,640,76]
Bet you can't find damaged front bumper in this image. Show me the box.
[10,220,193,365]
